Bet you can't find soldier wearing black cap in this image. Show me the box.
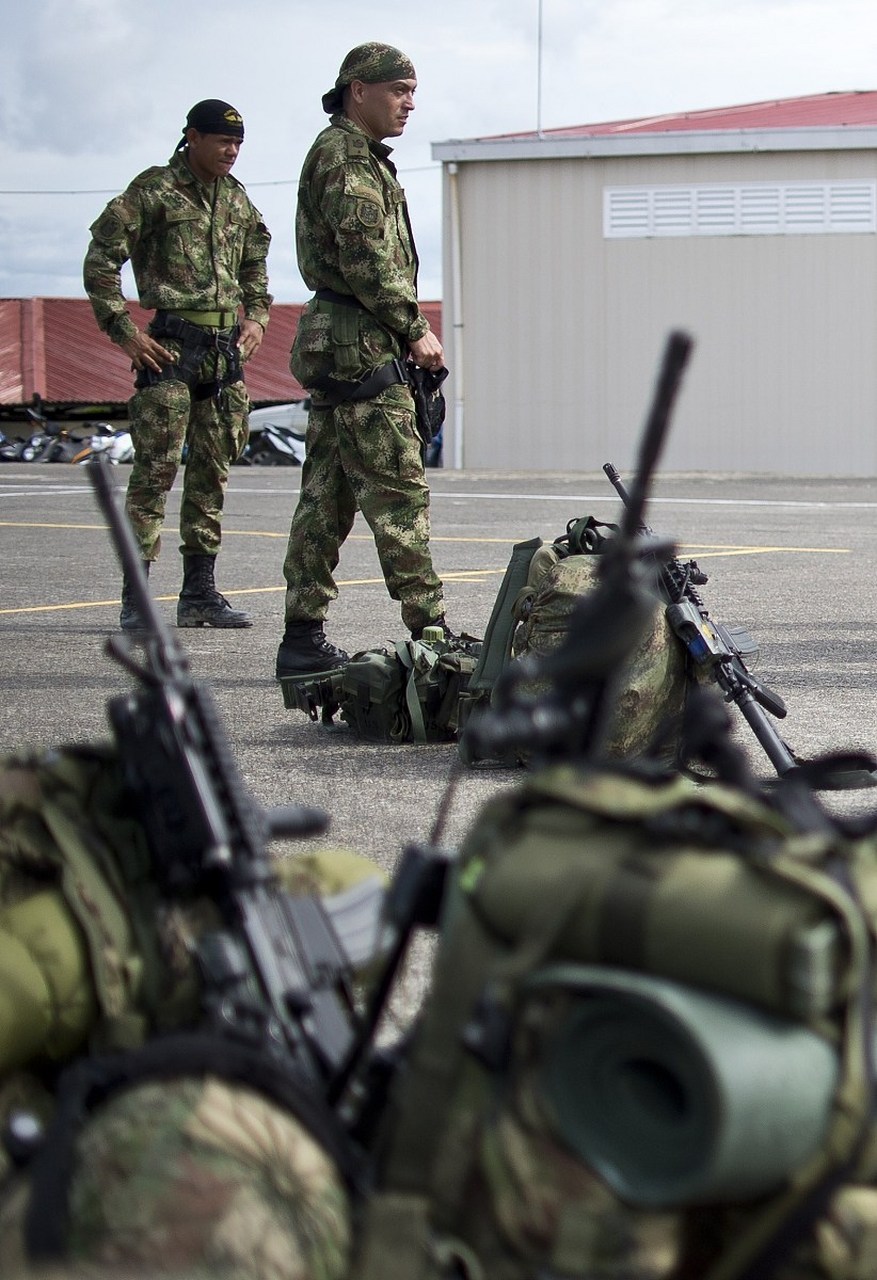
[275,44,454,680]
[84,100,272,632]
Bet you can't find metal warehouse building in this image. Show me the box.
[433,91,877,475]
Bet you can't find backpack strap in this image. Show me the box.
[457,537,543,764]
[467,537,543,697]
[396,640,433,745]
[350,901,502,1280]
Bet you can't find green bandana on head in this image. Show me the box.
[321,43,416,115]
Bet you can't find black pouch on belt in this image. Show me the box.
[406,363,448,446]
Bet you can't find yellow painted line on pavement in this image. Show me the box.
[0,572,508,617]
[0,541,850,617]
[688,546,850,558]
[0,521,110,531]
[0,520,852,558]
[0,521,526,543]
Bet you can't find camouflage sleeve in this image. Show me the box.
[237,199,272,331]
[82,184,145,346]
[317,161,428,343]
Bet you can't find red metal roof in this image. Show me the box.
[494,90,877,142]
[0,298,442,409]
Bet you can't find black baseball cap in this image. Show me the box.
[176,100,244,151]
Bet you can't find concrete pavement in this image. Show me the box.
[2,460,877,881]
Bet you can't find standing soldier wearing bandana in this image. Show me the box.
[84,100,272,631]
[275,43,451,680]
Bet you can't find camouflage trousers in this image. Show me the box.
[126,342,249,561]
[281,383,444,633]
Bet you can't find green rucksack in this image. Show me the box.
[281,635,481,745]
[352,759,877,1280]
[458,519,687,765]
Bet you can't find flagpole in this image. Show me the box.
[537,0,544,137]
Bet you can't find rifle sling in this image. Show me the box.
[466,537,543,696]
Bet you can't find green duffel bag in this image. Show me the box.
[339,638,480,744]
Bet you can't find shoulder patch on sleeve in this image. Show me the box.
[89,201,129,241]
[345,134,370,160]
[356,199,382,229]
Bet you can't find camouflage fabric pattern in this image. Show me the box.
[84,151,271,347]
[0,1077,351,1280]
[466,1102,680,1279]
[290,116,428,365]
[0,746,161,1065]
[282,389,443,632]
[415,767,877,1280]
[125,358,249,559]
[0,746,387,1080]
[321,43,416,115]
[283,105,443,631]
[511,546,686,758]
[333,42,415,90]
[467,1096,877,1279]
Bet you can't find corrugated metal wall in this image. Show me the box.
[442,148,877,475]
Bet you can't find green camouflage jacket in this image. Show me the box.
[83,151,272,346]
[295,116,428,345]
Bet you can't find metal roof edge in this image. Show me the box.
[432,125,877,163]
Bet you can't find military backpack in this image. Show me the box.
[353,759,877,1280]
[281,633,481,745]
[458,518,687,766]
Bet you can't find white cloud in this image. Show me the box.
[1,0,877,302]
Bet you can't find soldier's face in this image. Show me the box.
[185,130,242,183]
[349,78,416,141]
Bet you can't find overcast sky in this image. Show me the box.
[2,0,877,304]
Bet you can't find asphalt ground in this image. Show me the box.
[2,460,877,891]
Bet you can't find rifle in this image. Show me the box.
[88,456,378,1091]
[602,462,876,788]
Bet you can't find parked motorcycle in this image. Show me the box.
[71,422,135,465]
[240,420,306,466]
[15,407,81,463]
[0,429,26,461]
[241,401,308,466]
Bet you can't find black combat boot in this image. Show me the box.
[275,622,349,679]
[177,554,253,629]
[119,561,150,631]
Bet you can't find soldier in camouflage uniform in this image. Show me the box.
[83,100,272,632]
[276,44,450,681]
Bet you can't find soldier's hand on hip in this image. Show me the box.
[122,331,176,373]
[409,329,444,373]
[238,318,265,363]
